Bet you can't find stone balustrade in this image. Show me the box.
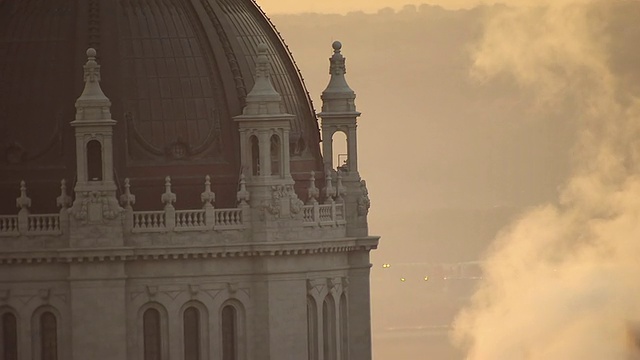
[0,171,354,238]
[302,203,346,227]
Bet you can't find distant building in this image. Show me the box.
[0,2,377,359]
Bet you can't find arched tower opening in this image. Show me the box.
[270,134,281,176]
[86,140,103,181]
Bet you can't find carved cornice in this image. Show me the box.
[0,237,379,265]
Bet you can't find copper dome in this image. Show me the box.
[0,0,324,213]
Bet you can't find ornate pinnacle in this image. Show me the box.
[336,171,347,200]
[320,41,357,113]
[329,41,347,77]
[307,171,320,205]
[77,48,110,103]
[16,180,31,210]
[201,175,216,208]
[242,43,284,115]
[119,178,136,208]
[161,176,176,207]
[56,179,72,209]
[237,173,250,206]
[323,172,336,204]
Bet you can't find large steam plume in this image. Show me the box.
[454,0,640,359]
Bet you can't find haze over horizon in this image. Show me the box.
[271,1,640,358]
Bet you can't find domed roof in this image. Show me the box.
[0,0,323,212]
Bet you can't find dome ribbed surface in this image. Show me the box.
[0,0,323,212]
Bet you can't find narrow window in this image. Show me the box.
[307,297,318,360]
[340,293,348,359]
[270,135,281,176]
[250,136,260,176]
[86,140,103,181]
[322,297,336,360]
[221,305,236,360]
[2,312,18,360]
[143,308,161,360]
[332,131,348,171]
[40,312,57,360]
[183,307,200,360]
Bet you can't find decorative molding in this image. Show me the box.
[0,238,379,265]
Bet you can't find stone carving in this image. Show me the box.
[260,184,303,219]
[357,180,371,216]
[71,191,121,221]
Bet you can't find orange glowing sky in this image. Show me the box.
[257,0,493,14]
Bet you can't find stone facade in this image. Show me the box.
[0,42,377,360]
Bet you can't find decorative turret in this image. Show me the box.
[319,41,361,174]
[234,43,303,230]
[319,41,369,236]
[68,48,123,245]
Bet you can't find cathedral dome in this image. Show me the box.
[0,0,323,212]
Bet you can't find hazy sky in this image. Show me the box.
[258,0,491,14]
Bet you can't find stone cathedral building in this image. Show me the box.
[0,1,378,360]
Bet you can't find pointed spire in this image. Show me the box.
[75,48,112,121]
[56,179,72,209]
[323,172,336,204]
[237,173,250,206]
[320,41,357,113]
[307,171,320,205]
[16,180,31,211]
[242,43,285,115]
[201,175,216,208]
[161,176,176,208]
[119,178,136,209]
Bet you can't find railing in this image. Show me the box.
[130,207,246,233]
[133,211,166,231]
[175,210,207,230]
[302,202,346,227]
[214,209,244,229]
[27,214,60,234]
[0,216,19,235]
[0,214,62,236]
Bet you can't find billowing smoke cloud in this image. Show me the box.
[454,0,640,359]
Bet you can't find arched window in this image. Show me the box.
[86,140,103,181]
[307,296,318,360]
[40,312,57,360]
[340,293,348,359]
[183,307,200,360]
[270,134,281,176]
[332,131,348,171]
[221,305,237,360]
[2,312,18,360]
[143,308,161,360]
[250,136,259,176]
[322,296,336,360]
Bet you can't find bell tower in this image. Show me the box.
[319,41,370,236]
[69,48,123,245]
[234,44,304,240]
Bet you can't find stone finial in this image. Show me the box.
[242,43,285,115]
[119,178,136,208]
[76,48,110,105]
[161,176,176,207]
[56,179,72,209]
[237,173,250,205]
[201,175,216,208]
[336,171,347,201]
[307,171,320,205]
[320,41,357,113]
[16,180,31,210]
[323,172,336,204]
